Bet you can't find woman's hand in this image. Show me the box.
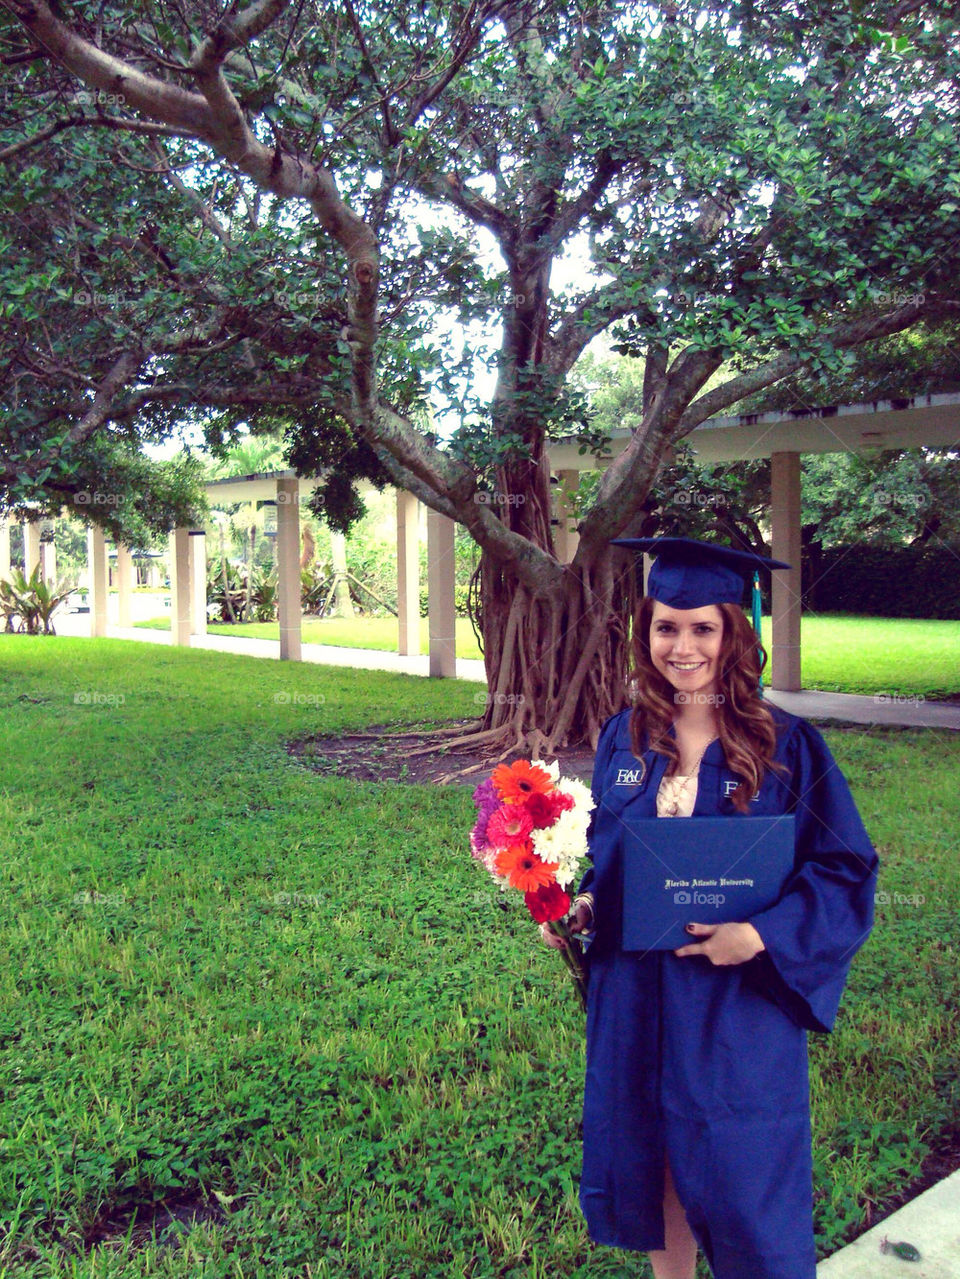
[673,921,765,966]
[539,899,593,949]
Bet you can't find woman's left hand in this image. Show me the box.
[674,921,765,966]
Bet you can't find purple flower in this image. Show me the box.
[470,777,499,859]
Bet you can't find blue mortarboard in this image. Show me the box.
[611,537,790,610]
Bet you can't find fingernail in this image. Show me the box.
[685,924,695,933]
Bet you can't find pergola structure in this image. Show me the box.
[3,391,957,690]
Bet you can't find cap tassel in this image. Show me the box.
[752,570,764,695]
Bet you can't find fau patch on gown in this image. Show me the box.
[577,705,878,1279]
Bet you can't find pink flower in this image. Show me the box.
[485,803,534,849]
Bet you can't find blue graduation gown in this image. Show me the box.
[577,705,878,1279]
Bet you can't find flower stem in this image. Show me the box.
[547,919,588,1011]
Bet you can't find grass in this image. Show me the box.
[132,613,960,699]
[0,636,958,1277]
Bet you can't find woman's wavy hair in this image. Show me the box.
[626,596,787,813]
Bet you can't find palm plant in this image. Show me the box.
[0,567,75,634]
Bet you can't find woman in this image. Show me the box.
[541,538,878,1279]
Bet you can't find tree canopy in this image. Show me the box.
[2,0,958,743]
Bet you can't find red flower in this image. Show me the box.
[525,882,571,923]
[525,789,573,829]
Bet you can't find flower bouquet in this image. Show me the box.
[470,758,595,1009]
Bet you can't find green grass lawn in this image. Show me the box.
[1,636,958,1277]
[133,613,960,699]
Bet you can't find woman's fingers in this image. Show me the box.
[539,922,567,949]
[569,903,593,933]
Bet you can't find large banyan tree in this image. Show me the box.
[1,0,958,749]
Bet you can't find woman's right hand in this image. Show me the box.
[539,900,594,949]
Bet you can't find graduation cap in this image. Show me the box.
[610,537,790,611]
[611,537,791,691]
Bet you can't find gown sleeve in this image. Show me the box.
[574,712,622,905]
[742,719,879,1034]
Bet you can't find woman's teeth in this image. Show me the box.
[671,662,705,670]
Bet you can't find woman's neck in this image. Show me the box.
[672,702,720,738]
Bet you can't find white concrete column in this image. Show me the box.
[189,531,207,636]
[116,546,134,627]
[329,530,354,618]
[397,489,421,656]
[23,521,41,577]
[553,469,581,564]
[770,451,803,692]
[169,528,191,646]
[87,525,108,638]
[148,563,161,589]
[427,508,456,678]
[276,477,302,662]
[0,521,9,580]
[40,536,57,585]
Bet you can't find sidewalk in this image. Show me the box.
[53,613,960,731]
[817,1168,960,1278]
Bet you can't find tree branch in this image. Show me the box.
[546,283,655,379]
[677,299,937,431]
[0,113,183,163]
[189,0,290,155]
[63,350,143,447]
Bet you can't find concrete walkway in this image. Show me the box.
[53,612,960,731]
[817,1168,960,1278]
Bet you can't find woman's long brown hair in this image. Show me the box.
[625,597,786,813]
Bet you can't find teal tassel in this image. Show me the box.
[751,570,764,695]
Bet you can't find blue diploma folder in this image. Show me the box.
[621,814,797,951]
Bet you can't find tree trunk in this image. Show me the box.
[470,545,639,754]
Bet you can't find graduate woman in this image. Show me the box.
[541,538,878,1279]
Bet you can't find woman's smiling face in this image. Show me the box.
[649,600,725,701]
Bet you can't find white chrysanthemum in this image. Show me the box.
[531,801,592,888]
[557,777,595,813]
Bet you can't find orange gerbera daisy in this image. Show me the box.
[491,759,555,805]
[495,843,560,892]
